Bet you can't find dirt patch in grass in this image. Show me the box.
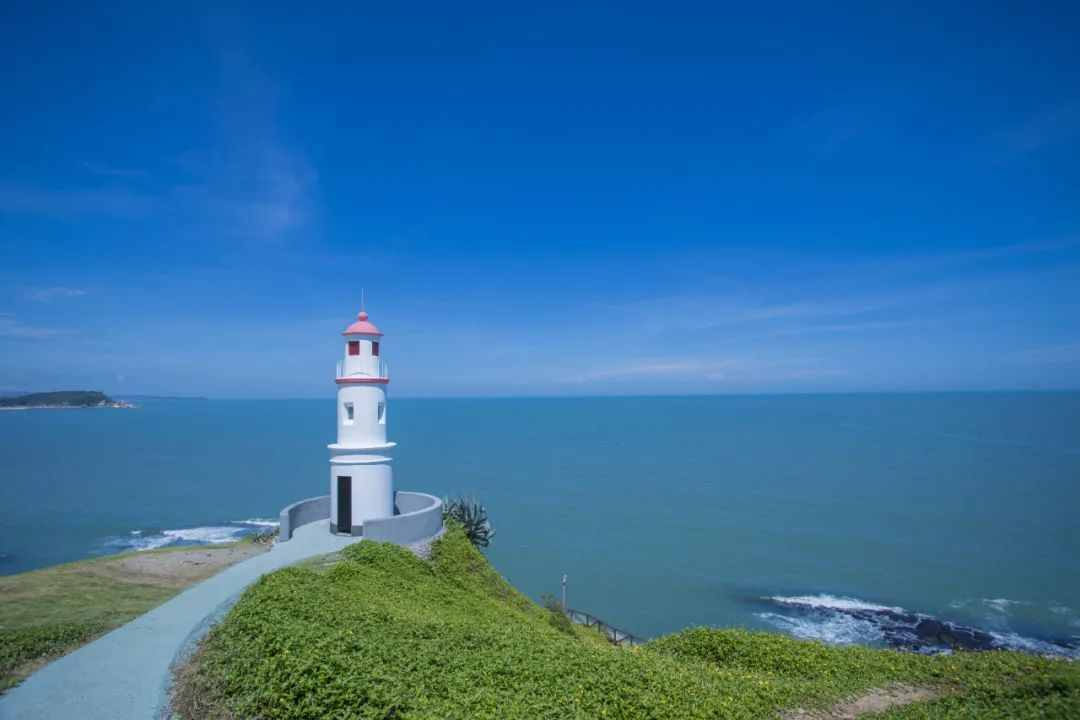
[782,684,943,719]
[86,544,266,589]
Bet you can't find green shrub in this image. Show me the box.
[540,593,575,635]
[174,527,1080,719]
[248,527,280,545]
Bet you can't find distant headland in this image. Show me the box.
[0,391,135,410]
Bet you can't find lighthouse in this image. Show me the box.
[328,308,395,535]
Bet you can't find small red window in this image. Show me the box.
[372,341,380,357]
[348,341,360,356]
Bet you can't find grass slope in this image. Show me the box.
[0,541,266,691]
[175,527,1079,719]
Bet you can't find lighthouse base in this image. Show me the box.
[330,454,393,535]
[278,491,443,545]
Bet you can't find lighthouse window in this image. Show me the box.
[377,401,386,424]
[344,402,354,424]
[372,341,380,357]
[348,341,360,356]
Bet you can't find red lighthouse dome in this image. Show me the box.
[342,310,383,336]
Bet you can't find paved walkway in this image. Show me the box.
[0,520,366,720]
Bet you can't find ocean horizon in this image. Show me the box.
[2,392,1078,656]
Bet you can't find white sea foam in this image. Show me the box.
[982,598,1027,613]
[230,518,280,527]
[760,593,1078,658]
[107,534,174,551]
[766,594,905,614]
[106,524,251,552]
[755,611,884,646]
[990,631,1080,658]
[161,526,248,544]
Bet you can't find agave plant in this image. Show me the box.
[442,496,496,548]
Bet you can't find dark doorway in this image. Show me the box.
[336,476,351,533]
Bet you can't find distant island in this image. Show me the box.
[0,391,135,410]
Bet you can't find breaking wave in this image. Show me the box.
[755,593,1079,658]
[102,519,277,553]
[766,594,904,614]
[755,610,884,645]
[231,518,280,527]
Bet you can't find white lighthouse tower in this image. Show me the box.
[328,308,395,535]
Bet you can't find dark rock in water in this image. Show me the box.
[915,619,944,639]
[912,618,994,650]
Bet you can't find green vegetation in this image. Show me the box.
[541,593,576,635]
[0,542,265,691]
[442,496,495,548]
[174,527,1080,719]
[0,390,112,408]
[0,623,109,692]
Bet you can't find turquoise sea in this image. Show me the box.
[1,394,1078,654]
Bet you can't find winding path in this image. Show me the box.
[0,520,371,720]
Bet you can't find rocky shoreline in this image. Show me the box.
[757,594,1079,658]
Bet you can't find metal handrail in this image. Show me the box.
[565,608,645,647]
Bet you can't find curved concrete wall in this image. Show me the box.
[278,495,330,540]
[364,491,443,545]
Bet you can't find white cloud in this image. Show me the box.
[82,162,147,178]
[771,320,911,336]
[572,359,728,382]
[170,142,317,241]
[567,356,845,386]
[0,314,66,339]
[27,287,88,302]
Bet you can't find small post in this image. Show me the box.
[561,573,567,612]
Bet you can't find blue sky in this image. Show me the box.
[2,2,1078,397]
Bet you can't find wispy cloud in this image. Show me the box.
[572,359,730,382]
[783,105,884,159]
[605,238,1079,339]
[1,55,317,242]
[771,319,913,336]
[27,287,88,302]
[0,184,156,219]
[169,142,317,240]
[0,313,67,339]
[164,50,319,241]
[994,101,1080,156]
[1007,342,1080,367]
[607,294,893,336]
[82,162,147,179]
[567,356,845,385]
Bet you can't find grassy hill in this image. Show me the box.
[173,527,1080,719]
